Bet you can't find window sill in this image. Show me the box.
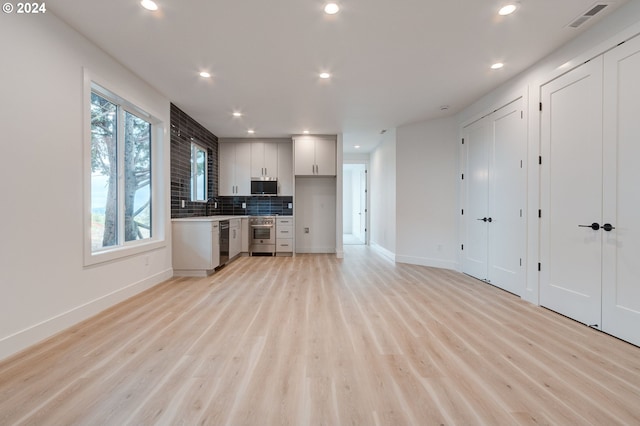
[84,239,166,267]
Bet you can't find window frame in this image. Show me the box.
[84,72,165,266]
[190,141,208,202]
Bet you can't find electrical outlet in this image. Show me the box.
[214,202,217,209]
[242,202,246,209]
[181,200,185,208]
[288,203,293,209]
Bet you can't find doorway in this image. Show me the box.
[343,163,367,245]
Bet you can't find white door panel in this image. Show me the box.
[489,99,525,295]
[602,36,640,346]
[540,58,603,327]
[463,120,490,280]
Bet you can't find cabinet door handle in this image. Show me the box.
[602,223,615,232]
[578,223,600,231]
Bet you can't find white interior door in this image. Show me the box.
[540,57,603,327]
[488,98,525,295]
[463,120,491,280]
[602,36,640,346]
[359,166,367,243]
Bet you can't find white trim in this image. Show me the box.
[0,268,173,362]
[536,24,640,90]
[395,255,457,271]
[83,68,167,266]
[371,242,396,261]
[295,247,337,254]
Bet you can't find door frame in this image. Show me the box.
[343,159,369,245]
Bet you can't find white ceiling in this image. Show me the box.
[50,0,625,153]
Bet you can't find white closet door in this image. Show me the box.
[462,120,491,280]
[602,36,640,346]
[488,98,525,295]
[540,57,603,327]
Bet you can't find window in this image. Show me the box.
[89,84,155,257]
[190,142,207,202]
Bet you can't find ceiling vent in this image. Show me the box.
[568,3,610,28]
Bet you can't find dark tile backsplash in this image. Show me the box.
[170,103,218,218]
[217,196,293,216]
[170,104,294,218]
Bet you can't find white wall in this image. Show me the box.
[455,0,640,304]
[369,129,396,257]
[0,13,172,361]
[396,117,458,270]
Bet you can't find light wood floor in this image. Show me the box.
[1,246,640,425]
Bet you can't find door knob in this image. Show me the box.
[487,217,493,223]
[602,223,615,232]
[578,223,600,231]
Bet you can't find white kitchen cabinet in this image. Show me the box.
[172,220,220,276]
[229,218,241,259]
[241,217,249,252]
[277,142,293,196]
[219,142,251,195]
[276,216,293,255]
[293,136,336,176]
[251,142,278,178]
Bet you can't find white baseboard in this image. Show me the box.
[0,268,173,362]
[295,247,336,254]
[395,254,457,271]
[370,243,396,261]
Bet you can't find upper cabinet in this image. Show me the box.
[219,142,251,196]
[219,139,293,196]
[293,136,336,176]
[278,142,293,196]
[251,142,278,178]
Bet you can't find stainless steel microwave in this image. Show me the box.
[251,177,278,196]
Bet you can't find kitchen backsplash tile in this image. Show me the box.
[170,103,218,218]
[218,196,293,216]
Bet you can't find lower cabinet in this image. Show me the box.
[229,218,241,259]
[276,216,293,255]
[241,218,249,252]
[172,220,220,276]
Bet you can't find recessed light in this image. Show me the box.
[303,130,310,134]
[354,145,361,149]
[199,71,211,78]
[324,3,340,14]
[247,129,255,134]
[319,72,331,79]
[491,62,504,70]
[498,4,517,16]
[232,112,242,117]
[140,0,158,11]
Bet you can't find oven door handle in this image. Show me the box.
[250,224,273,228]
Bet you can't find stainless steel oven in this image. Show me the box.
[249,216,275,256]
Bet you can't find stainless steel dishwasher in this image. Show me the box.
[219,220,230,266]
